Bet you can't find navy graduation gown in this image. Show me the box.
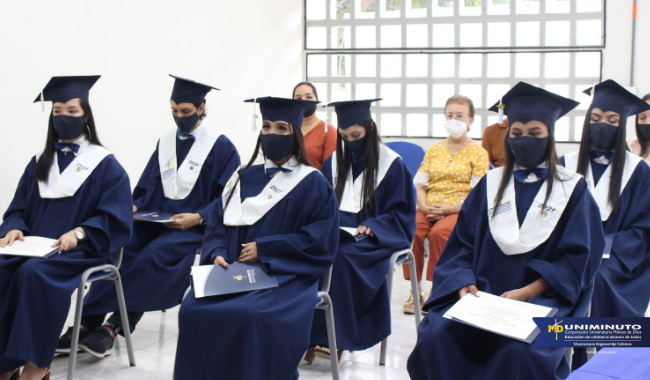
[407,175,604,380]
[309,154,416,351]
[83,133,240,315]
[586,158,650,318]
[0,154,132,371]
[174,164,339,380]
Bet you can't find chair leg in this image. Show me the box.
[407,251,422,327]
[322,293,340,380]
[112,269,137,367]
[67,278,88,380]
[380,254,399,366]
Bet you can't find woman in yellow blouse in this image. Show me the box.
[403,95,489,314]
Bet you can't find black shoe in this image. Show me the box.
[56,326,91,354]
[78,327,115,358]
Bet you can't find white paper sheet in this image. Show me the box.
[443,291,554,342]
[191,265,214,298]
[0,236,59,258]
[340,227,358,237]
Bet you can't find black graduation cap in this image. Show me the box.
[33,75,100,103]
[488,82,578,130]
[325,99,382,129]
[244,97,319,129]
[582,79,650,119]
[170,74,219,105]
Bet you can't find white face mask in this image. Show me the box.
[445,119,468,139]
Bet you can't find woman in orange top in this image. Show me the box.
[293,82,337,169]
[402,95,489,314]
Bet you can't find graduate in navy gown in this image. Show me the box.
[174,97,339,380]
[561,80,650,368]
[407,82,605,380]
[0,76,133,380]
[306,99,415,362]
[62,75,241,358]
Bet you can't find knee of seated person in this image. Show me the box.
[427,227,451,242]
[14,258,47,281]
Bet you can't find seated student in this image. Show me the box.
[629,94,650,164]
[306,99,416,362]
[404,95,488,314]
[173,97,340,380]
[561,81,650,319]
[58,75,241,358]
[0,77,133,380]
[407,82,605,380]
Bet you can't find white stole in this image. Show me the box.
[486,165,581,255]
[36,143,111,199]
[332,143,400,213]
[158,123,222,200]
[563,151,642,221]
[222,158,318,226]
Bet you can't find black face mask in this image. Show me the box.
[174,112,200,134]
[509,136,549,169]
[53,115,86,140]
[639,124,650,140]
[261,133,293,161]
[303,104,317,118]
[343,136,367,157]
[590,122,619,151]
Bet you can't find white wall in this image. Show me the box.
[0,0,305,215]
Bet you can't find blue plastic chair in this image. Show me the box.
[385,141,426,178]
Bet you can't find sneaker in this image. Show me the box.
[56,326,91,354]
[78,327,115,358]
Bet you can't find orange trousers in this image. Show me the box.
[403,210,458,282]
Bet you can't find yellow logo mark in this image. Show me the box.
[541,210,548,217]
[76,167,81,172]
[236,275,243,281]
[548,325,564,333]
[166,161,172,169]
[190,166,194,170]
[268,195,272,199]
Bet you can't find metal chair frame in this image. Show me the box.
[67,248,136,380]
[315,265,341,380]
[380,248,422,365]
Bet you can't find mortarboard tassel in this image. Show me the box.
[251,97,258,132]
[497,97,504,124]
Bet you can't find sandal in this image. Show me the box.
[403,291,424,314]
[303,346,316,364]
[314,345,343,362]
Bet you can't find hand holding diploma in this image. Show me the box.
[0,230,25,247]
[213,256,228,268]
[356,225,374,237]
[165,213,201,230]
[458,284,479,298]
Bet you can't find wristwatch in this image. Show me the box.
[72,229,85,241]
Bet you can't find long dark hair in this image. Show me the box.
[218,123,311,225]
[576,108,628,214]
[493,125,562,218]
[34,98,102,183]
[635,94,650,158]
[334,119,381,219]
[292,82,319,100]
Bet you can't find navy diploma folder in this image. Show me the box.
[200,263,279,297]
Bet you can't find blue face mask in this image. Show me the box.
[590,122,619,151]
[509,136,549,169]
[174,112,200,134]
[261,133,293,161]
[53,114,86,140]
[344,136,367,157]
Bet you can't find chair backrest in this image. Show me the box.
[320,265,333,294]
[385,141,426,181]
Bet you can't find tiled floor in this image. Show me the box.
[49,263,423,379]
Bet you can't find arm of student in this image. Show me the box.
[197,136,241,223]
[0,159,35,237]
